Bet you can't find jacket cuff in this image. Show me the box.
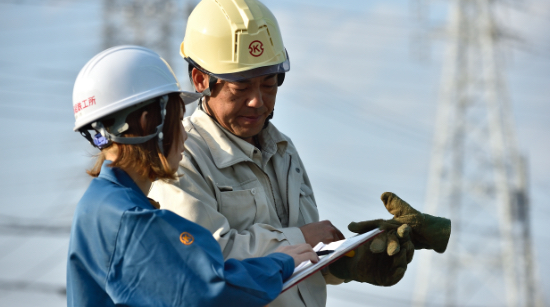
[281,227,306,245]
[267,252,295,281]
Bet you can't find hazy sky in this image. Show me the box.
[0,0,548,306]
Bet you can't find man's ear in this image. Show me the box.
[191,68,209,93]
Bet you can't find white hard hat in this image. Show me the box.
[181,0,289,94]
[72,45,202,152]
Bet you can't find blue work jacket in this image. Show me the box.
[67,161,294,307]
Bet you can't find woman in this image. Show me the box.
[67,46,317,307]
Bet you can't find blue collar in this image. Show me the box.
[98,160,146,198]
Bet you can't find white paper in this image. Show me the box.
[282,228,382,291]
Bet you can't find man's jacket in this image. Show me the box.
[67,161,294,307]
[150,108,329,307]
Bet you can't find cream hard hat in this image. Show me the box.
[181,0,289,91]
[72,45,202,152]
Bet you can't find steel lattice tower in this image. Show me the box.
[412,0,542,306]
[102,0,177,62]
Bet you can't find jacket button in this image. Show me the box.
[251,188,256,195]
[296,168,301,173]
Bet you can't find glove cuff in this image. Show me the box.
[328,257,352,282]
[415,214,451,253]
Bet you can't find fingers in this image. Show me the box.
[386,247,408,286]
[403,241,414,263]
[275,243,319,267]
[348,219,383,234]
[380,192,419,218]
[294,249,319,266]
[333,225,345,241]
[386,230,400,256]
[396,224,414,263]
[370,230,400,256]
[370,232,387,254]
[397,224,411,239]
[300,220,345,246]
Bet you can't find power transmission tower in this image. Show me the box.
[412,0,543,306]
[102,0,178,62]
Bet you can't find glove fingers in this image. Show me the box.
[381,192,420,218]
[386,230,400,256]
[388,250,408,286]
[370,232,387,254]
[396,224,414,263]
[377,248,408,286]
[348,219,384,234]
[396,224,411,241]
[403,241,415,263]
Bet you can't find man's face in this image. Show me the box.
[205,74,278,143]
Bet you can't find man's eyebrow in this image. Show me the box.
[233,74,277,84]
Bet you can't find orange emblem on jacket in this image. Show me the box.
[180,232,194,245]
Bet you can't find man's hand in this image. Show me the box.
[300,220,345,247]
[347,219,409,256]
[329,225,414,286]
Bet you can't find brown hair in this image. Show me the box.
[87,93,184,181]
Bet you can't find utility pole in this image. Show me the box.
[412,0,543,306]
[102,0,177,62]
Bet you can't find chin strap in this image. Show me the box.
[82,95,169,156]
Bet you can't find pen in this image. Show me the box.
[316,250,334,256]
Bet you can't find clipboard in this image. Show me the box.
[282,228,383,291]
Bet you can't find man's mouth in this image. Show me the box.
[239,114,263,123]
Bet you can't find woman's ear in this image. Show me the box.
[139,111,149,133]
[191,68,209,93]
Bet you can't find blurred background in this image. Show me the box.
[0,0,548,306]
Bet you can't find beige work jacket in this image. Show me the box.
[149,108,329,307]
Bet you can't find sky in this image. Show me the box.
[0,0,549,306]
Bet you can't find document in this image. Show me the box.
[282,228,383,291]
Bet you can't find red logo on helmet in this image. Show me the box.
[74,96,96,114]
[249,40,264,57]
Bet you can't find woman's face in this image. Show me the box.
[166,105,186,173]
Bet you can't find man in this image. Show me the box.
[150,0,450,306]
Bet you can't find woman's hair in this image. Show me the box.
[87,93,184,181]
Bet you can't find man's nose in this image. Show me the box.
[247,86,264,108]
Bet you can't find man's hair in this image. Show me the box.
[87,93,184,181]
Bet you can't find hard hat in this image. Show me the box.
[72,45,202,152]
[181,0,290,91]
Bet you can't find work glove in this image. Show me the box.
[329,224,414,286]
[379,192,451,253]
[328,191,451,286]
[346,192,450,253]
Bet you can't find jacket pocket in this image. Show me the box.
[300,183,313,197]
[298,183,319,224]
[219,189,257,232]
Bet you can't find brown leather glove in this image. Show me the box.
[381,192,451,253]
[329,224,414,286]
[347,192,451,253]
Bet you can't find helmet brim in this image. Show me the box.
[179,90,203,105]
[185,50,290,83]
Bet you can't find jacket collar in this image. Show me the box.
[189,108,290,169]
[98,160,145,197]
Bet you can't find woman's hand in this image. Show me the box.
[275,244,319,267]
